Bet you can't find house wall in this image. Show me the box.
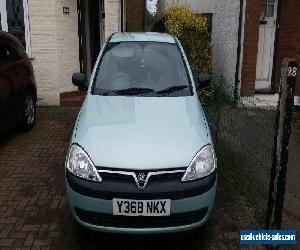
[274,0,300,96]
[28,0,122,105]
[212,0,240,95]
[56,0,80,101]
[164,0,214,13]
[240,0,300,96]
[105,0,121,37]
[28,0,79,105]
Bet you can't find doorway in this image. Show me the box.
[255,0,278,92]
[0,0,30,54]
[78,0,105,80]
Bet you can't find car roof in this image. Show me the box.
[0,31,15,39]
[110,32,176,44]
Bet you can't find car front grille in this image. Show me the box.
[100,171,184,181]
[75,207,208,228]
[96,168,186,191]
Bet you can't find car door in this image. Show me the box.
[6,38,28,123]
[0,36,23,134]
[0,36,12,134]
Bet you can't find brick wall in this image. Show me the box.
[126,0,144,32]
[240,0,261,96]
[274,0,300,96]
[241,0,300,96]
[28,0,79,105]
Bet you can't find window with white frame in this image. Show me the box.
[0,0,31,54]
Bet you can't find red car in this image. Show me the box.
[0,31,37,136]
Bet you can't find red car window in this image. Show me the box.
[0,36,24,70]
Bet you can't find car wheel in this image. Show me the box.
[21,91,36,131]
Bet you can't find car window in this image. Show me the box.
[0,36,24,69]
[93,42,192,97]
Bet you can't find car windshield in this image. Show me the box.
[92,41,192,96]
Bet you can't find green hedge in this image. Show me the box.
[165,5,213,103]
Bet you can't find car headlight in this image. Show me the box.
[66,144,102,182]
[182,145,216,182]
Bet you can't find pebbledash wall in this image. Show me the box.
[27,0,120,105]
[212,0,242,96]
[105,0,122,38]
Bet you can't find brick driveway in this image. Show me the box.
[0,107,259,249]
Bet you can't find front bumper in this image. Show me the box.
[66,171,217,234]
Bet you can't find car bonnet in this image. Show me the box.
[71,95,212,170]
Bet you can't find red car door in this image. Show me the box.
[5,37,28,122]
[0,72,13,133]
[0,36,23,133]
[0,37,13,133]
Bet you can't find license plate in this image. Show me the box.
[113,198,171,216]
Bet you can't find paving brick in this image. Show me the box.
[23,232,35,247]
[0,107,259,249]
[0,217,18,224]
[0,238,15,247]
[0,225,14,238]
[33,239,53,247]
[22,225,40,232]
[10,231,28,239]
[50,199,60,209]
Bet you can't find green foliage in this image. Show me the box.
[197,85,215,105]
[165,5,213,103]
[165,5,212,75]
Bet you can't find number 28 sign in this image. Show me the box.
[288,66,297,77]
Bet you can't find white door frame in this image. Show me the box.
[84,0,105,79]
[255,0,279,92]
[0,1,8,31]
[0,0,31,55]
[23,0,31,55]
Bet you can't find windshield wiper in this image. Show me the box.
[100,87,155,96]
[156,85,189,95]
[117,87,155,95]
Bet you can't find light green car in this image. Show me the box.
[65,32,217,234]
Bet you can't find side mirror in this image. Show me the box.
[72,72,87,90]
[195,74,212,90]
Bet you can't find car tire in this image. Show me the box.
[20,91,36,131]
